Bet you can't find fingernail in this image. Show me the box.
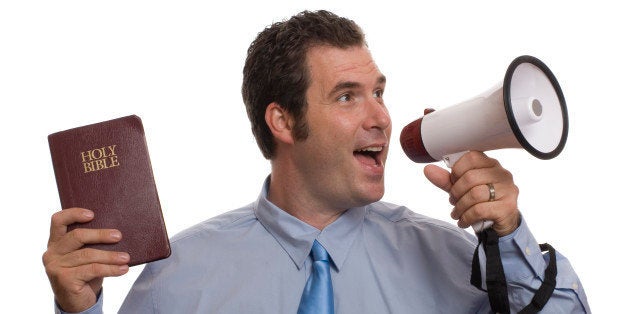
[110,231,122,240]
[449,197,455,206]
[118,265,129,272]
[118,253,130,262]
[83,210,94,218]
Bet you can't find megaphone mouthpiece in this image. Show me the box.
[400,117,437,163]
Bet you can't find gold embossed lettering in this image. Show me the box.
[109,155,120,167]
[80,150,92,163]
[81,144,120,173]
[83,161,94,173]
[94,159,107,170]
[91,148,104,160]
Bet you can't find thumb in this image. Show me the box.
[423,164,453,193]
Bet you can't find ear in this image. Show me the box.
[265,102,295,145]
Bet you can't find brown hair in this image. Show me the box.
[242,10,366,159]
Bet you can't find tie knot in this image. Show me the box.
[311,240,329,262]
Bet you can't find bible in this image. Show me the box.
[48,115,170,266]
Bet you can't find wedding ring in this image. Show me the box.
[487,183,496,202]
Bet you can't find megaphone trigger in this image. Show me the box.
[442,151,468,168]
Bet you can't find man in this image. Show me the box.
[43,10,589,313]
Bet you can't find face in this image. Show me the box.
[291,45,391,210]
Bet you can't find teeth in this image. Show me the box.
[358,146,383,152]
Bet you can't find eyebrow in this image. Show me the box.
[328,75,387,98]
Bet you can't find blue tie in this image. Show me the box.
[297,240,334,314]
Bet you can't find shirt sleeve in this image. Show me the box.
[497,217,591,313]
[54,291,104,314]
[117,262,157,313]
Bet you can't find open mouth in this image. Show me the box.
[353,146,384,166]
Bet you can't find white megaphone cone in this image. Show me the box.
[400,55,568,233]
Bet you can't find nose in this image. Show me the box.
[364,98,391,131]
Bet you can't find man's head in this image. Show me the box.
[242,10,366,159]
[243,10,391,213]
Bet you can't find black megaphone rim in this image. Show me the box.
[503,55,568,160]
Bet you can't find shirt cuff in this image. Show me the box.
[55,290,104,314]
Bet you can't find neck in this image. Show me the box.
[267,163,345,230]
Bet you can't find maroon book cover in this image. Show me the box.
[48,115,170,266]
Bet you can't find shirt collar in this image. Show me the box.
[254,177,365,271]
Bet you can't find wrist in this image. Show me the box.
[495,211,521,237]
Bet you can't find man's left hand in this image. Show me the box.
[423,151,520,236]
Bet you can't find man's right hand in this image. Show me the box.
[42,207,130,312]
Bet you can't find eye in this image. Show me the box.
[373,89,384,98]
[338,93,352,102]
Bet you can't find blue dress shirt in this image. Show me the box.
[58,179,589,313]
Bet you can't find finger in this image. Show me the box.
[60,248,130,268]
[449,166,512,201]
[448,194,456,206]
[49,208,95,243]
[423,164,453,193]
[451,183,503,220]
[456,201,498,229]
[52,228,122,255]
[450,151,498,183]
[457,200,520,235]
[74,263,130,283]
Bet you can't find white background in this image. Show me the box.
[1,0,624,312]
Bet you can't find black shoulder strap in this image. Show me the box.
[518,243,557,314]
[470,228,557,314]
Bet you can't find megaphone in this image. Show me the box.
[400,55,568,232]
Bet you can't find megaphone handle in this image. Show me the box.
[443,151,468,168]
[442,151,494,233]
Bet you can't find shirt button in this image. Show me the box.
[525,247,531,255]
[572,283,579,290]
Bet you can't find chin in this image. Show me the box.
[356,186,385,206]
